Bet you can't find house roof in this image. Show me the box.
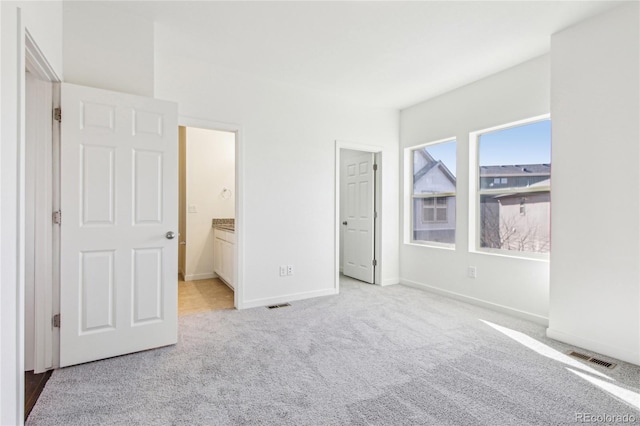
[414,149,456,185]
[480,164,551,177]
[491,179,551,199]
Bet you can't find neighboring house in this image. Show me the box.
[479,165,551,253]
[412,157,552,251]
[479,164,551,190]
[413,150,456,243]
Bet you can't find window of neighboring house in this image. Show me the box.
[475,117,551,255]
[411,139,456,245]
[422,196,447,223]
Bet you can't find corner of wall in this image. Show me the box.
[549,2,640,366]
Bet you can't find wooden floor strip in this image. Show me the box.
[25,369,53,421]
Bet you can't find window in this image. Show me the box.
[411,139,456,244]
[422,197,448,223]
[475,118,551,254]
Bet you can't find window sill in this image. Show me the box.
[469,248,549,262]
[406,241,456,251]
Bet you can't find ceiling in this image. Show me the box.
[96,1,622,109]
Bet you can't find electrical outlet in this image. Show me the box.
[286,265,294,276]
[279,266,287,277]
[467,266,477,278]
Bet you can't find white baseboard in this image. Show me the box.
[400,279,549,326]
[183,272,216,282]
[242,288,338,310]
[546,327,640,366]
[381,277,400,286]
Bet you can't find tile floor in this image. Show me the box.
[178,277,234,315]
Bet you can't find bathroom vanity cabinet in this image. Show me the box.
[213,228,235,289]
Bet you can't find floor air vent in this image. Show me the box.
[568,351,617,369]
[267,303,291,309]
[588,358,616,369]
[568,351,590,360]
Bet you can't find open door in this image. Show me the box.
[342,151,375,283]
[59,83,178,367]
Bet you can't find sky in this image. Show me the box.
[479,119,551,167]
[424,140,457,177]
[421,119,551,178]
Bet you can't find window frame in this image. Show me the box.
[421,196,448,224]
[408,137,457,248]
[469,115,551,260]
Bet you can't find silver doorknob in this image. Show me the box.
[166,231,176,239]
[342,221,348,225]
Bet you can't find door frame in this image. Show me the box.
[25,30,62,375]
[25,43,60,374]
[178,116,244,309]
[5,17,61,423]
[334,141,383,293]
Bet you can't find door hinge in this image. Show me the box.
[53,107,62,123]
[373,163,378,171]
[372,259,377,267]
[374,211,378,219]
[53,210,62,225]
[52,314,60,328]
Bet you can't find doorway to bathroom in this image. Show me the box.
[178,125,237,315]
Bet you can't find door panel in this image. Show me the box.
[79,250,115,333]
[343,151,375,283]
[81,145,115,225]
[60,83,178,367]
[132,248,163,323]
[133,150,163,224]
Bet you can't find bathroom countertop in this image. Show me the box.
[212,218,235,232]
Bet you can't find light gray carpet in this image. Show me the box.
[28,277,640,425]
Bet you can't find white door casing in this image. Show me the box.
[343,151,375,283]
[60,83,178,367]
[25,71,55,373]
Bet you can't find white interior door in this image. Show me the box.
[60,83,178,367]
[343,151,375,283]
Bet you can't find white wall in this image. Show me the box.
[62,2,154,96]
[1,2,63,424]
[548,3,640,365]
[185,127,235,281]
[400,55,551,323]
[155,24,399,308]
